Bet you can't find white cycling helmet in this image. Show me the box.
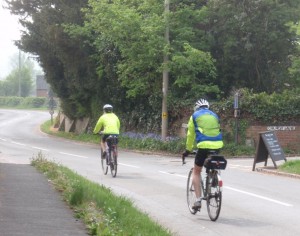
[194,99,209,111]
[103,104,113,113]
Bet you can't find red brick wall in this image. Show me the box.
[37,89,48,97]
[247,126,300,151]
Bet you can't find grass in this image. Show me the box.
[41,120,187,154]
[31,153,172,236]
[279,160,300,175]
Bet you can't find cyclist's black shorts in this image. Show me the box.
[102,134,119,143]
[195,149,220,167]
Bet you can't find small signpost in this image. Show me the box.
[48,89,56,125]
[233,92,240,145]
[252,131,286,171]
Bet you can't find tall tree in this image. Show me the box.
[205,0,300,94]
[4,0,98,118]
[0,52,34,97]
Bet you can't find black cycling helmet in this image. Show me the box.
[194,99,209,111]
[103,104,113,113]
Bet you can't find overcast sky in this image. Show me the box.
[0,0,22,79]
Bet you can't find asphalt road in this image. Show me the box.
[0,109,299,236]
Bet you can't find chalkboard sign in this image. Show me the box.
[252,131,286,171]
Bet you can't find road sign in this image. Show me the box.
[252,131,286,171]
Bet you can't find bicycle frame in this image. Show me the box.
[101,134,118,177]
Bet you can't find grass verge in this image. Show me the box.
[40,120,256,157]
[278,160,300,175]
[31,153,172,236]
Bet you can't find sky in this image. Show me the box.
[0,0,22,79]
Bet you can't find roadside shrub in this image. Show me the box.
[0,96,23,106]
[21,97,47,108]
[0,96,47,108]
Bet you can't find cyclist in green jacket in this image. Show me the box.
[182,99,223,210]
[93,104,120,157]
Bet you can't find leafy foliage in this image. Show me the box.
[0,96,47,108]
[205,0,300,94]
[211,87,299,125]
[0,53,34,97]
[4,0,300,135]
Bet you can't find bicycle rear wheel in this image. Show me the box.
[206,170,222,221]
[101,150,108,175]
[187,168,197,214]
[110,150,117,177]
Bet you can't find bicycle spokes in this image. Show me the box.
[206,173,222,221]
[186,169,198,214]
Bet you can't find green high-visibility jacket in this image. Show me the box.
[93,113,120,134]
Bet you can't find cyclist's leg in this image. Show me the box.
[193,149,209,206]
[192,165,202,199]
[101,135,109,157]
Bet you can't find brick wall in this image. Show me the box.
[246,126,300,151]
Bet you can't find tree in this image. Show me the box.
[205,0,300,94]
[5,0,99,118]
[0,52,34,97]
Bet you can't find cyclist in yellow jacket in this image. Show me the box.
[182,99,223,210]
[93,104,120,157]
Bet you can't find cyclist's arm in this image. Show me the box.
[93,116,104,134]
[186,116,196,152]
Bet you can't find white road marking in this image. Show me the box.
[11,141,26,146]
[32,146,49,151]
[159,170,293,207]
[229,164,252,168]
[59,152,88,159]
[119,163,140,168]
[225,186,293,207]
[159,171,187,178]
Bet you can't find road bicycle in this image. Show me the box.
[183,150,227,221]
[101,134,118,177]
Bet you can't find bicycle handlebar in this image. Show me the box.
[182,150,197,165]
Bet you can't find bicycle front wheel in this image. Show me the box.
[101,150,108,175]
[110,151,117,177]
[206,170,222,221]
[187,168,197,214]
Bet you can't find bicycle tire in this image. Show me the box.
[101,149,108,175]
[186,168,197,214]
[110,149,117,177]
[206,170,222,221]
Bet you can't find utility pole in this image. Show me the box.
[161,0,170,141]
[18,50,21,97]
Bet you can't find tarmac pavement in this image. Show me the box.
[0,163,88,236]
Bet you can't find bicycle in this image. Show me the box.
[101,134,118,177]
[183,150,227,221]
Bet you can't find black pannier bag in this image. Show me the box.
[204,155,227,170]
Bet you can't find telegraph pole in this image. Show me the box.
[18,50,21,97]
[161,0,170,141]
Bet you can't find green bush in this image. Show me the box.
[0,96,23,106]
[21,97,47,108]
[0,96,47,108]
[238,88,300,124]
